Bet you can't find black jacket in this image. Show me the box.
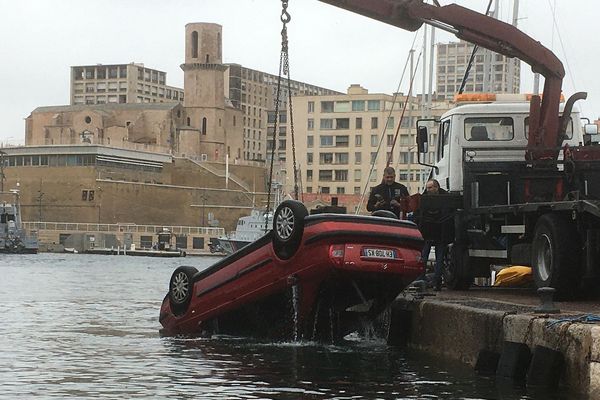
[366,182,409,217]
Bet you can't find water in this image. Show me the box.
[0,253,583,399]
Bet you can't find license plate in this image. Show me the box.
[363,248,396,259]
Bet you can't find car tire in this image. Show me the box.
[532,214,580,299]
[272,200,308,260]
[444,244,473,290]
[169,266,199,316]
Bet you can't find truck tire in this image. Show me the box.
[532,214,580,298]
[444,244,473,290]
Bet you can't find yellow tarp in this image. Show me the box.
[493,266,533,287]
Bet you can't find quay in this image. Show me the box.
[392,287,600,398]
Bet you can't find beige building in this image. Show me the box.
[70,63,185,106]
[285,84,452,212]
[225,64,340,163]
[436,40,520,100]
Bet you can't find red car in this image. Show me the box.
[159,200,424,341]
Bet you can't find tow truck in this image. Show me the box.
[319,0,600,298]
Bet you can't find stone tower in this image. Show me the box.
[180,23,229,161]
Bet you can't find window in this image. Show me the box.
[525,116,573,140]
[306,170,313,181]
[352,100,365,111]
[335,136,349,147]
[387,135,394,146]
[192,237,205,249]
[335,118,350,130]
[335,170,348,181]
[355,117,362,129]
[320,136,334,146]
[464,117,514,141]
[176,236,187,249]
[371,117,378,129]
[321,101,334,113]
[319,170,333,181]
[336,187,345,194]
[386,117,394,129]
[307,153,313,164]
[307,119,314,131]
[370,152,377,163]
[334,101,350,112]
[355,152,362,164]
[354,187,361,194]
[307,136,314,148]
[355,135,362,146]
[320,119,333,130]
[367,100,380,111]
[267,112,277,123]
[308,101,315,113]
[354,169,361,181]
[321,187,330,194]
[320,153,333,164]
[370,135,378,146]
[334,153,349,164]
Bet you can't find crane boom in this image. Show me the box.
[318,0,567,160]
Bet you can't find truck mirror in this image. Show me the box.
[417,126,428,153]
[584,124,598,135]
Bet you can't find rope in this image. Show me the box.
[547,314,600,328]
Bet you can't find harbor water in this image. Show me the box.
[0,253,583,399]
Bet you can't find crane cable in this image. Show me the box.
[265,0,298,230]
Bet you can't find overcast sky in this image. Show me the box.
[1,0,598,145]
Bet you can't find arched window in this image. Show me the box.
[191,31,198,58]
[202,117,207,135]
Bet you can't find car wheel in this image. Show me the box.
[532,214,580,298]
[273,200,308,260]
[169,266,199,316]
[444,244,473,290]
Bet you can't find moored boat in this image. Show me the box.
[159,200,424,341]
[0,188,38,254]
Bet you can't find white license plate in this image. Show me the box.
[363,248,396,259]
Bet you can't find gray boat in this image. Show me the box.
[1,188,39,253]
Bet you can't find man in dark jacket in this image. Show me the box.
[419,178,448,291]
[366,166,410,218]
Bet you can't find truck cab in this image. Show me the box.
[420,99,585,194]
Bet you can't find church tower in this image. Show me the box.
[180,23,228,161]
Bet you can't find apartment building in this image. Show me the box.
[436,40,520,100]
[70,64,185,106]
[286,84,452,209]
[226,64,340,162]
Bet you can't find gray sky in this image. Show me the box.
[1,0,598,145]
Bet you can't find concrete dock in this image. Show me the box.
[392,287,600,399]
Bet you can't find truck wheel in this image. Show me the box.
[273,200,308,260]
[444,244,473,290]
[169,266,199,316]
[532,214,580,298]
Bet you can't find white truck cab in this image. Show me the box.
[420,101,584,193]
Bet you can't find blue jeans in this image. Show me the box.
[422,241,448,286]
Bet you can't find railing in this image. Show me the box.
[22,221,224,236]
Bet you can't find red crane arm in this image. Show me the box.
[318,0,566,160]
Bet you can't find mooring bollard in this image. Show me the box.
[534,287,560,314]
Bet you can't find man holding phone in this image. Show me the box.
[366,166,409,218]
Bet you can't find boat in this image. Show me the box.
[82,228,186,257]
[217,209,272,254]
[159,200,425,341]
[0,188,39,254]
